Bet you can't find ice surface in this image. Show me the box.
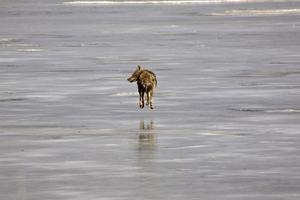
[1,0,300,199]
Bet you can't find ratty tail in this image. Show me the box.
[152,74,157,88]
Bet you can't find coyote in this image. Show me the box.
[127,65,157,109]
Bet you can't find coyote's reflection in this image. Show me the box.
[138,120,156,151]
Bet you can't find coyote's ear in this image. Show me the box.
[137,65,142,70]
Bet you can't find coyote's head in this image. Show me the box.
[127,65,142,83]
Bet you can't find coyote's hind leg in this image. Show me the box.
[149,90,154,109]
[146,91,150,107]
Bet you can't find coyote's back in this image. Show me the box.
[127,65,157,109]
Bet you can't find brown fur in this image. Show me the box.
[127,65,157,109]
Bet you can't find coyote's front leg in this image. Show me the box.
[140,91,145,108]
[138,84,144,108]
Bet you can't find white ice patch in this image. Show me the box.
[17,49,43,52]
[104,143,119,147]
[26,94,66,101]
[0,38,13,42]
[265,109,300,113]
[200,132,226,136]
[154,158,196,163]
[111,92,139,97]
[232,107,300,113]
[214,9,300,16]
[63,0,277,6]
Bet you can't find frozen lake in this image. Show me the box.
[1,0,300,199]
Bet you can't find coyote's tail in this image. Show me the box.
[152,74,157,88]
[154,78,157,88]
